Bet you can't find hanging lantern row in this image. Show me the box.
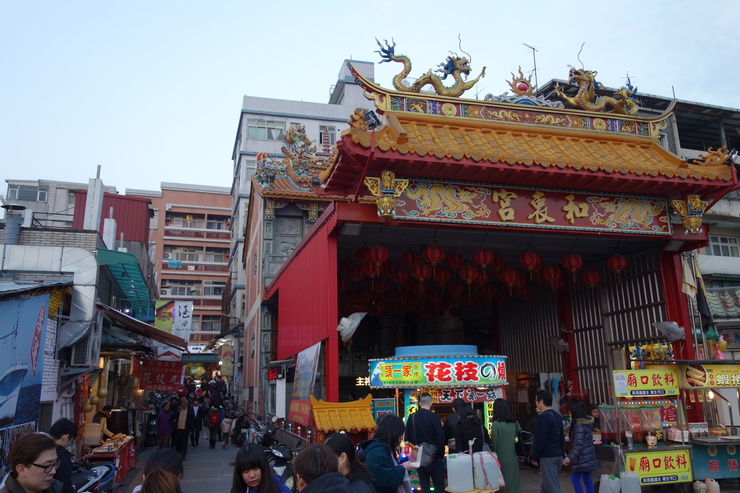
[342,247,631,296]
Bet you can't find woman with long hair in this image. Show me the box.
[324,433,375,493]
[293,444,352,493]
[359,415,414,493]
[453,404,490,453]
[132,449,183,493]
[564,400,597,493]
[490,398,521,493]
[230,443,291,493]
[0,433,61,493]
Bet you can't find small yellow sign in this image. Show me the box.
[613,369,679,397]
[625,448,692,484]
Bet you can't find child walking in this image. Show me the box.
[221,413,233,449]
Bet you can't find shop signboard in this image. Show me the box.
[369,355,506,388]
[394,180,671,236]
[613,369,679,397]
[692,443,740,479]
[624,448,692,484]
[288,342,321,426]
[680,363,740,388]
[140,360,183,391]
[372,398,395,422]
[424,387,503,404]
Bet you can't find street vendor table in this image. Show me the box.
[85,436,136,483]
[691,436,740,480]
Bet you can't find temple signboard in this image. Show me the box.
[394,180,671,235]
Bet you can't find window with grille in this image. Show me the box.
[201,315,221,332]
[247,119,285,140]
[708,235,740,257]
[205,248,228,263]
[167,280,201,296]
[204,281,226,296]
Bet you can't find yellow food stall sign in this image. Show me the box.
[625,448,692,484]
[613,369,679,397]
[680,363,740,388]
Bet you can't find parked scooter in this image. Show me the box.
[265,444,293,491]
[71,462,116,493]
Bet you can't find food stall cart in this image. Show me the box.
[601,367,693,486]
[678,361,740,481]
[369,345,507,423]
[84,433,136,483]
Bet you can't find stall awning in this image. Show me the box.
[97,303,187,351]
[96,248,153,321]
[310,395,377,433]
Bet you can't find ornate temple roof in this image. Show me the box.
[317,59,737,200]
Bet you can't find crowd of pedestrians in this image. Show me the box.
[1,387,599,493]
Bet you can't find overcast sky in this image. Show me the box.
[2,0,739,194]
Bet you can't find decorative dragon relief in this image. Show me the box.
[555,67,638,115]
[691,146,735,167]
[375,38,485,98]
[254,125,334,189]
[670,194,709,234]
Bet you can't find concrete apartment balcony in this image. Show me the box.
[696,253,740,277]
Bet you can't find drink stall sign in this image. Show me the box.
[613,369,679,397]
[369,355,506,388]
[680,363,740,388]
[625,448,692,484]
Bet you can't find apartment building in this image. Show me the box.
[4,179,117,228]
[127,183,232,349]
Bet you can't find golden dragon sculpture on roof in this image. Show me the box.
[375,38,485,98]
[555,67,638,115]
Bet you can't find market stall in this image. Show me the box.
[85,434,136,483]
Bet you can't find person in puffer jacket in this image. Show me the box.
[563,400,597,493]
[293,444,353,493]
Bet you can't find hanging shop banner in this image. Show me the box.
[172,301,193,342]
[625,448,692,484]
[140,360,184,391]
[369,355,507,388]
[288,342,322,426]
[613,369,679,397]
[154,300,175,331]
[394,180,670,235]
[680,363,740,388]
[220,344,234,377]
[424,386,504,404]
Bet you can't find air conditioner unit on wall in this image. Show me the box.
[163,253,171,259]
[161,288,171,296]
[69,330,101,367]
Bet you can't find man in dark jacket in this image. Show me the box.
[190,396,207,448]
[530,390,565,493]
[171,395,195,460]
[442,398,465,452]
[48,418,78,493]
[404,393,446,493]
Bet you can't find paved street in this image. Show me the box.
[118,442,575,493]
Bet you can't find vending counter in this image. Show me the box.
[691,436,740,480]
[85,435,136,483]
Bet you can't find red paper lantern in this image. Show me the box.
[490,253,506,271]
[423,245,445,267]
[582,269,601,288]
[563,252,583,272]
[542,265,562,282]
[472,248,495,269]
[608,254,628,272]
[434,268,451,285]
[513,272,527,289]
[390,265,409,284]
[362,261,382,278]
[411,262,432,280]
[499,268,519,287]
[520,250,542,273]
[446,252,463,270]
[401,250,420,267]
[369,245,389,265]
[356,247,370,263]
[459,264,480,285]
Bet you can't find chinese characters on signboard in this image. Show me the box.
[395,180,670,235]
[369,356,507,388]
[613,369,679,397]
[625,449,692,484]
[680,364,740,388]
[140,360,184,391]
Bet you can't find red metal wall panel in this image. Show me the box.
[73,191,152,243]
[271,208,339,400]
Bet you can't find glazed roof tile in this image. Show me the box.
[707,288,740,319]
[310,395,376,433]
[344,117,731,183]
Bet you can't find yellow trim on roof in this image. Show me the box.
[310,395,377,433]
